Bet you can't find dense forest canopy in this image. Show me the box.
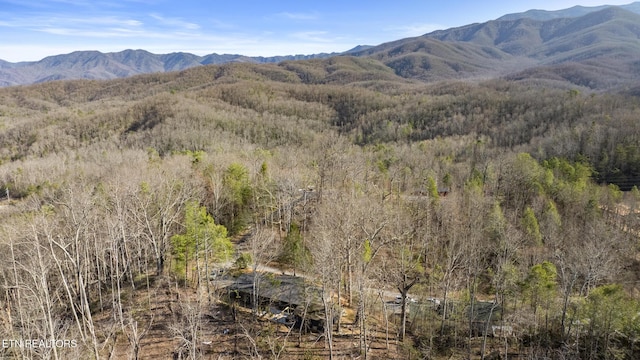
[0,57,639,359]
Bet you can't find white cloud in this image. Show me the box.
[149,13,200,31]
[208,19,236,30]
[0,11,209,42]
[386,22,443,37]
[70,16,144,27]
[291,31,334,43]
[0,14,144,31]
[39,27,73,35]
[40,26,149,38]
[277,12,319,21]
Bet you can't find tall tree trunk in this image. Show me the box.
[468,274,478,360]
[398,275,418,342]
[380,292,389,350]
[321,286,334,360]
[35,237,60,360]
[481,299,499,360]
[47,235,86,342]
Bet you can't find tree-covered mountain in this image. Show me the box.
[352,7,640,88]
[0,49,342,87]
[2,4,640,88]
[497,1,640,21]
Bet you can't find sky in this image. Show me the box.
[0,1,635,62]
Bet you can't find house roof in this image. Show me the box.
[227,273,324,312]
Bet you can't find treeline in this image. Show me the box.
[2,63,639,188]
[0,61,639,359]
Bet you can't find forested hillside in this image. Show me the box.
[350,7,640,88]
[4,6,640,90]
[0,58,639,359]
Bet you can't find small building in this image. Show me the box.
[469,301,503,337]
[226,273,331,332]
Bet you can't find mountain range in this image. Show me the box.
[353,5,640,88]
[1,2,640,89]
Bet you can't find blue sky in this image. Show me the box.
[0,1,634,62]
